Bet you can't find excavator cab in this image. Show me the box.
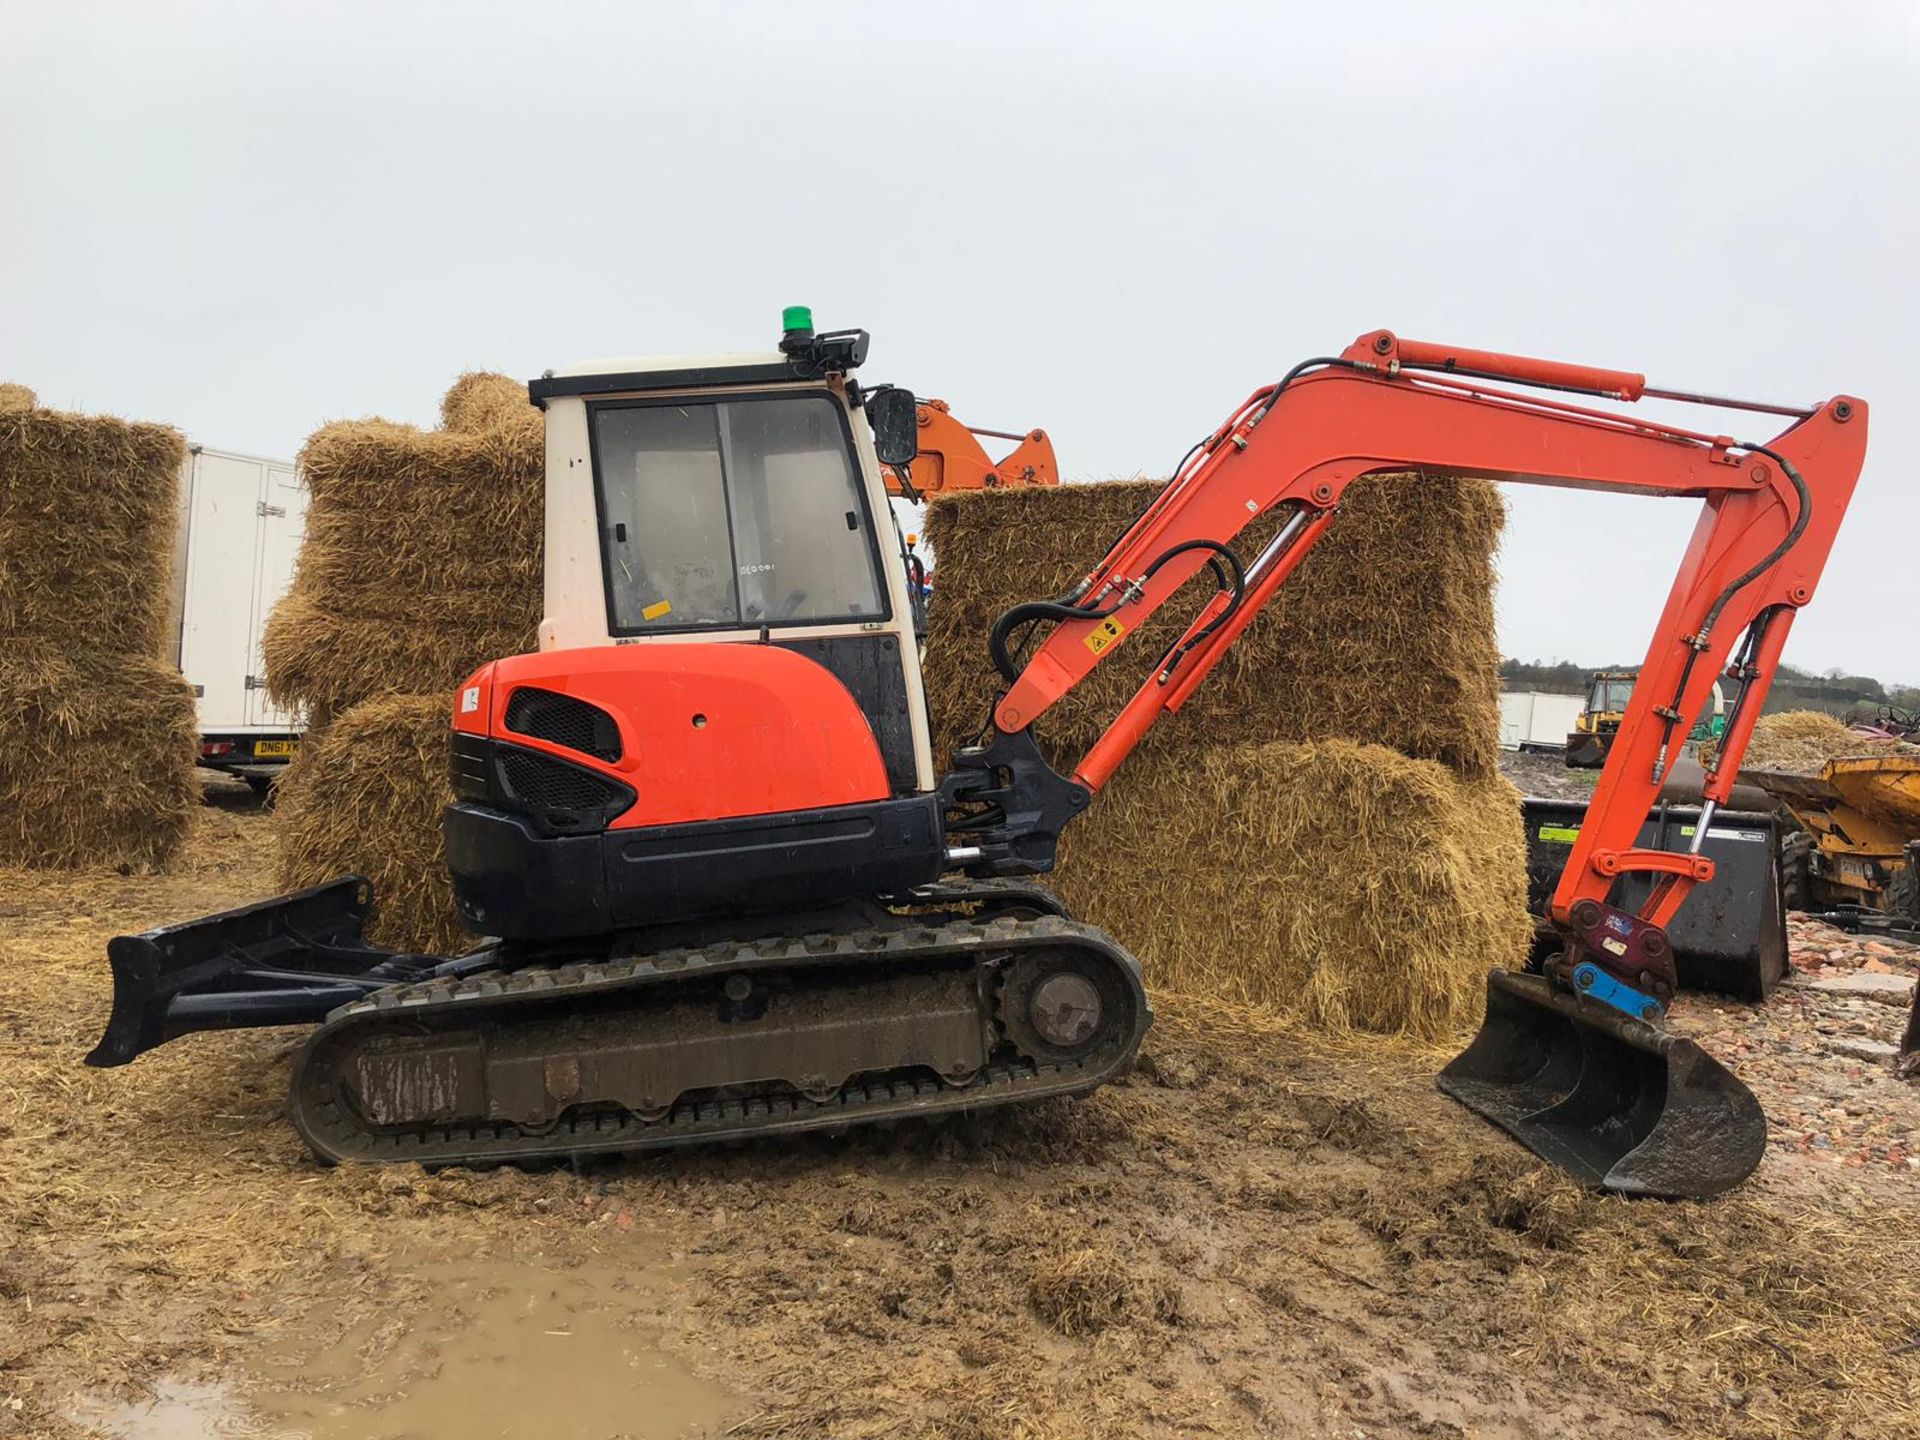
[447,307,951,938]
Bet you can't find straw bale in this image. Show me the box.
[1047,739,1532,1039]
[0,381,36,412]
[263,410,542,712]
[0,404,187,654]
[1706,708,1920,775]
[274,693,468,954]
[296,411,542,519]
[921,474,1505,778]
[262,585,539,720]
[0,644,197,870]
[293,492,542,605]
[439,370,532,434]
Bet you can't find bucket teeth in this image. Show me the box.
[1438,969,1767,1199]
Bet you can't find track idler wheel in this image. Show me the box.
[997,950,1132,1066]
[1437,969,1767,1199]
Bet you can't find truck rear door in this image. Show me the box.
[246,464,306,727]
[179,451,263,735]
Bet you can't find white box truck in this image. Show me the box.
[1498,691,1585,753]
[165,446,307,790]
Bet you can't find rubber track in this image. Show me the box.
[290,914,1149,1166]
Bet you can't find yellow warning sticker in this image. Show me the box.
[1083,616,1127,656]
[1536,825,1581,844]
[641,599,672,622]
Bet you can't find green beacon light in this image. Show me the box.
[775,305,863,370]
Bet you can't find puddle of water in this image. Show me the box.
[69,1259,739,1440]
[67,1377,259,1439]
[251,1259,737,1440]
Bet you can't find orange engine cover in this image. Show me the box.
[454,644,893,828]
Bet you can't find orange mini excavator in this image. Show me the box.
[90,311,1867,1198]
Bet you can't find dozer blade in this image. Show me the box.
[87,877,459,1068]
[1437,969,1766,1199]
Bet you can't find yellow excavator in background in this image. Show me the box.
[1737,715,1920,1080]
[1766,757,1920,1079]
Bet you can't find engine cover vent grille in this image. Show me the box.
[505,687,622,762]
[497,748,630,827]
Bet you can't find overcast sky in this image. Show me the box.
[4,2,1915,682]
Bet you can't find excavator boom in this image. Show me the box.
[943,329,1866,1195]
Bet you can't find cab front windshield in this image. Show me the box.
[1590,677,1634,713]
[591,392,889,632]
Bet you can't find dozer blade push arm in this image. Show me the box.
[85,878,490,1067]
[944,329,1867,1196]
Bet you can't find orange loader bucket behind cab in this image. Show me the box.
[882,398,1058,497]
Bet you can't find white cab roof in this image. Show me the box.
[545,351,788,379]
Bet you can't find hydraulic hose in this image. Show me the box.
[1654,442,1811,753]
[1700,605,1782,788]
[988,538,1246,682]
[987,356,1370,687]
[1249,356,1366,429]
[1700,443,1811,639]
[989,595,1125,681]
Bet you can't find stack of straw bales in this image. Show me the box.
[0,386,198,869]
[922,480,1504,776]
[922,475,1530,1039]
[262,372,543,723]
[269,373,540,952]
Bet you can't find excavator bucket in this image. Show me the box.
[1438,970,1767,1198]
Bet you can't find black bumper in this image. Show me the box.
[443,793,948,940]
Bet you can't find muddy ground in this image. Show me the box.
[1494,747,1598,802]
[3,783,1918,1439]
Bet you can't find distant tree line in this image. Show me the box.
[1500,658,1920,720]
[1498,659,1599,695]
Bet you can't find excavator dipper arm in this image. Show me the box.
[943,330,1867,1196]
